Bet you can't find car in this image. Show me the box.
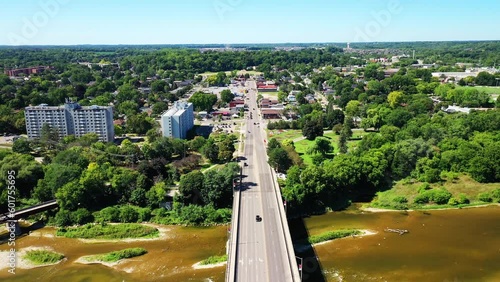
[255,215,262,222]
[244,162,248,167]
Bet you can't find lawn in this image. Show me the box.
[456,86,500,95]
[271,130,368,166]
[56,223,159,239]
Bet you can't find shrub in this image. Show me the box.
[119,206,139,223]
[308,229,361,244]
[448,197,459,206]
[457,193,469,204]
[417,182,431,194]
[200,254,227,265]
[478,192,492,202]
[97,248,147,262]
[71,208,94,225]
[393,196,408,204]
[54,210,73,227]
[99,206,120,222]
[491,189,500,203]
[430,188,452,204]
[413,193,430,204]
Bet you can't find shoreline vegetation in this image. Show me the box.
[75,248,147,270]
[294,229,376,253]
[56,223,159,240]
[192,254,228,269]
[0,247,65,270]
[362,202,500,213]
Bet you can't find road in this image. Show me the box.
[234,80,294,282]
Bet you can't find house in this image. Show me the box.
[287,94,297,103]
[229,99,245,108]
[257,81,278,92]
[305,94,316,103]
[260,99,279,108]
[173,80,194,88]
[261,109,283,119]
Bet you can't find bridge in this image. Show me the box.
[226,81,301,282]
[0,199,58,235]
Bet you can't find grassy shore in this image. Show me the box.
[369,175,500,210]
[308,229,361,244]
[86,248,147,263]
[24,250,64,265]
[200,254,227,265]
[56,223,159,239]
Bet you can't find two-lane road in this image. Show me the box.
[234,81,294,282]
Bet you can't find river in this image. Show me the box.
[0,225,227,282]
[296,204,500,282]
[1,205,499,282]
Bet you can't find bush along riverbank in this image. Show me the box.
[308,229,362,244]
[369,176,500,210]
[56,223,159,239]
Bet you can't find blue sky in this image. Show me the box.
[1,0,499,45]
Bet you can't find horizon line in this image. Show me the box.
[1,39,499,47]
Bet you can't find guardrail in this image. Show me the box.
[226,167,242,282]
[269,166,301,281]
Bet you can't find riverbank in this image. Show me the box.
[0,247,65,270]
[362,203,500,213]
[294,229,377,253]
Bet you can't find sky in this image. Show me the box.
[1,0,499,45]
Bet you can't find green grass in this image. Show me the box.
[308,229,362,244]
[369,175,500,210]
[56,223,159,239]
[24,250,64,265]
[87,248,147,263]
[268,129,304,142]
[200,254,227,265]
[456,86,500,95]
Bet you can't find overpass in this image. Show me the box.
[226,81,301,282]
[0,200,58,235]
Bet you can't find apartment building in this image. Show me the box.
[25,101,114,142]
[160,101,194,139]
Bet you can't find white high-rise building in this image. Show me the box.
[25,101,114,142]
[160,101,194,139]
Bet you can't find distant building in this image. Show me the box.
[25,101,114,142]
[160,101,194,139]
[5,66,53,77]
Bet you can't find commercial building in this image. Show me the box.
[5,66,53,77]
[160,101,194,139]
[25,101,114,142]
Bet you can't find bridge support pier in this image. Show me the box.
[6,221,22,236]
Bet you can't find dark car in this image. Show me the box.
[256,215,262,222]
[244,162,248,167]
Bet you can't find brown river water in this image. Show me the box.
[0,205,499,282]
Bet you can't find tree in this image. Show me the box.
[268,147,292,173]
[302,111,324,140]
[308,137,333,156]
[117,101,139,116]
[145,182,169,208]
[220,89,234,104]
[0,153,44,198]
[12,137,31,154]
[202,138,220,163]
[178,171,204,205]
[188,92,218,112]
[387,91,404,108]
[345,100,361,117]
[127,113,154,134]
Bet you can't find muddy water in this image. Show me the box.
[0,225,227,282]
[301,205,500,282]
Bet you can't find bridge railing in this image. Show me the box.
[269,166,301,282]
[226,169,242,282]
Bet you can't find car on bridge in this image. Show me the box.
[256,215,262,222]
